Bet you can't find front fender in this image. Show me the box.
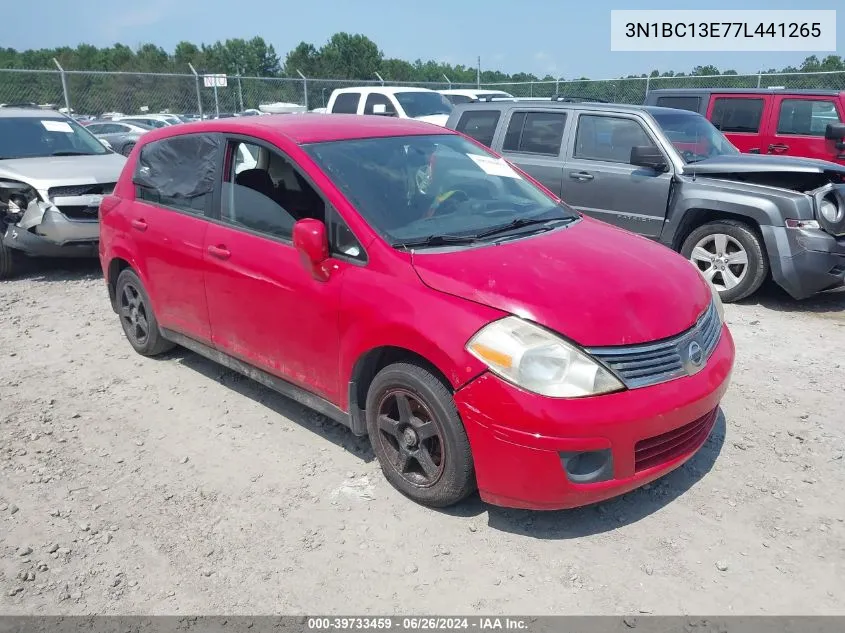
[661,177,813,248]
[336,266,504,411]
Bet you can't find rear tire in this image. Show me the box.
[366,362,476,508]
[115,268,174,356]
[681,220,768,303]
[121,142,136,157]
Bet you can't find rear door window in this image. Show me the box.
[710,98,765,133]
[655,96,702,112]
[454,110,501,148]
[777,99,842,136]
[133,133,223,215]
[363,93,396,115]
[502,111,566,156]
[331,92,361,114]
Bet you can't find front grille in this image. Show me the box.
[587,300,722,389]
[48,183,115,198]
[59,205,99,219]
[634,408,718,472]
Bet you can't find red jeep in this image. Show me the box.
[644,88,845,165]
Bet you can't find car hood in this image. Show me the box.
[97,132,144,142]
[682,154,845,175]
[413,114,450,127]
[410,218,712,347]
[0,154,126,191]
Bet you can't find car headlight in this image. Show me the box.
[709,279,724,323]
[0,179,39,218]
[466,316,624,398]
[819,196,843,224]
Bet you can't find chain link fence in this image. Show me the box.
[483,71,845,102]
[1,68,843,116]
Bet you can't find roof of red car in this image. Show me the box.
[148,114,454,144]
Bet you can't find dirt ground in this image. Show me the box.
[1,258,843,616]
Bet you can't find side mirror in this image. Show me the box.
[293,218,330,281]
[630,145,668,172]
[825,122,845,141]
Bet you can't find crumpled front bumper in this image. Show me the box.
[762,225,845,299]
[3,201,99,257]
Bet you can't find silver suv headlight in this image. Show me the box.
[466,316,624,398]
[0,179,39,219]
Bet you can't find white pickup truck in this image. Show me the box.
[323,86,453,126]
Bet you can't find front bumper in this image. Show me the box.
[3,205,99,258]
[453,325,734,510]
[762,225,845,299]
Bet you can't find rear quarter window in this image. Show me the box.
[133,133,223,214]
[454,110,501,147]
[655,96,702,112]
[331,92,361,114]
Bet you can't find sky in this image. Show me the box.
[4,0,844,79]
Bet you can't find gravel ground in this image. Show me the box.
[1,258,844,616]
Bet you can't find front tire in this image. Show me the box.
[121,142,136,157]
[681,220,768,302]
[0,237,16,280]
[366,362,476,507]
[115,268,174,356]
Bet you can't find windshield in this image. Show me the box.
[394,92,453,118]
[0,116,109,159]
[304,134,579,247]
[650,110,739,163]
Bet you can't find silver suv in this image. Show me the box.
[0,108,126,278]
[445,99,845,302]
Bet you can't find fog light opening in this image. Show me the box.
[559,449,613,484]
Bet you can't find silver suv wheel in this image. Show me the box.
[690,233,749,292]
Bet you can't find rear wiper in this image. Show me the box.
[393,234,481,248]
[474,216,575,240]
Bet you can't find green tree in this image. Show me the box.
[318,33,383,80]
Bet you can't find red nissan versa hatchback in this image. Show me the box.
[99,114,735,510]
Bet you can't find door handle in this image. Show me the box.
[207,244,231,260]
[748,148,760,154]
[130,219,147,232]
[768,143,789,153]
[569,171,594,181]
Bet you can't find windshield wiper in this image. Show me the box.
[51,151,95,156]
[474,216,575,240]
[393,234,481,248]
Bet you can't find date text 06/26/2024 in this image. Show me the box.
[610,9,836,51]
[306,617,529,631]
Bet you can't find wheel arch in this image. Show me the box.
[669,208,766,252]
[106,256,133,311]
[346,344,474,437]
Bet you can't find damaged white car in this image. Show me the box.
[0,108,126,278]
